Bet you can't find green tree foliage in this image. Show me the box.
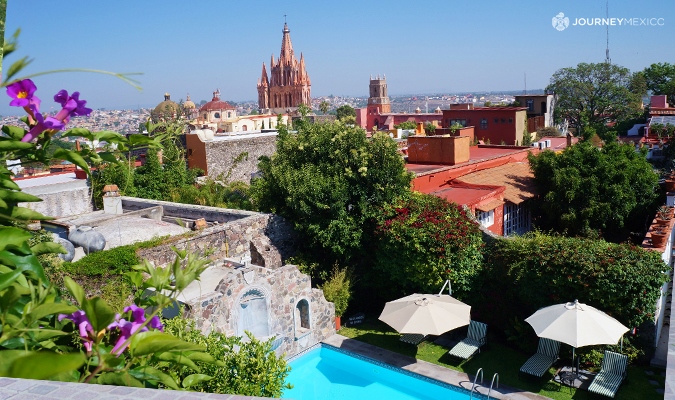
[480,233,667,352]
[161,318,291,397]
[335,104,356,122]
[319,100,330,115]
[318,266,352,317]
[643,62,675,106]
[528,141,658,241]
[394,120,417,130]
[547,62,645,135]
[373,193,483,299]
[251,121,412,268]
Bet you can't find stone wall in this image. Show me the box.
[124,197,296,267]
[185,264,335,357]
[204,134,278,183]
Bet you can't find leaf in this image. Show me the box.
[63,277,86,306]
[186,351,216,363]
[130,366,179,390]
[156,351,200,371]
[10,206,52,221]
[182,373,213,388]
[0,251,46,282]
[1,125,28,141]
[0,140,34,151]
[0,227,32,252]
[30,242,66,256]
[52,149,90,174]
[130,331,205,357]
[62,128,94,141]
[97,152,119,163]
[0,270,22,292]
[93,131,125,143]
[81,297,116,333]
[28,303,78,322]
[5,352,85,380]
[32,329,70,341]
[96,371,144,387]
[0,190,43,203]
[5,56,33,82]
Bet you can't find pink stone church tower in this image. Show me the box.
[257,22,311,114]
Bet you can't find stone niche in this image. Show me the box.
[185,263,335,357]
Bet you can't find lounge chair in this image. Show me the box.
[588,350,628,398]
[399,333,427,345]
[519,338,561,378]
[447,320,487,360]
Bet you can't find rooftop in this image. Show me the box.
[454,161,537,205]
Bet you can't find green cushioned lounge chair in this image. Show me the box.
[399,333,427,345]
[447,320,487,360]
[519,338,561,378]
[588,351,628,398]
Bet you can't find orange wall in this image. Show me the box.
[185,134,208,174]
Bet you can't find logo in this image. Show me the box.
[552,12,569,31]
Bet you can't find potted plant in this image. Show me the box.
[666,171,675,192]
[656,206,673,225]
[651,225,669,247]
[319,266,352,331]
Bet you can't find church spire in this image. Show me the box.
[260,62,269,86]
[279,22,294,64]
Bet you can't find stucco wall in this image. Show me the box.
[22,184,92,218]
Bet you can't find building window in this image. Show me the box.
[228,112,231,118]
[480,118,488,130]
[504,201,531,236]
[476,209,494,227]
[501,118,506,123]
[214,112,220,119]
[509,118,513,123]
[494,118,498,123]
[450,119,466,127]
[526,99,534,112]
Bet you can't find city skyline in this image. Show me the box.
[2,0,674,116]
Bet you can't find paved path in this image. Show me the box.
[323,334,552,400]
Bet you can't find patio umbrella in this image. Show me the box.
[378,293,471,336]
[525,300,629,371]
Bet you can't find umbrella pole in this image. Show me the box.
[572,347,576,375]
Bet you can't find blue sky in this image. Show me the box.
[2,0,674,115]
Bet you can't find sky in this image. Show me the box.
[2,0,674,115]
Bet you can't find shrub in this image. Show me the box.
[479,232,668,355]
[319,266,353,317]
[161,317,291,397]
[373,193,483,299]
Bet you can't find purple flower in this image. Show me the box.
[53,90,92,122]
[107,304,163,355]
[59,310,94,352]
[6,79,40,108]
[21,111,66,142]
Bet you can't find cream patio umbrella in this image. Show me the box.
[525,299,629,372]
[378,293,471,336]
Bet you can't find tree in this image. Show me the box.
[547,63,645,135]
[319,100,330,115]
[528,141,659,242]
[251,121,412,268]
[394,120,417,130]
[643,62,675,106]
[373,193,483,299]
[335,104,355,122]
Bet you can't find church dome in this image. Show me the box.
[152,93,180,118]
[200,89,234,112]
[183,94,196,109]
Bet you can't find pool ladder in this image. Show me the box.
[470,368,499,400]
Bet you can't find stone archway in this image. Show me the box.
[236,287,270,338]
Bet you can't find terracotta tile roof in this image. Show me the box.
[476,199,505,212]
[454,162,537,204]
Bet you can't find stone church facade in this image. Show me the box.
[257,23,311,114]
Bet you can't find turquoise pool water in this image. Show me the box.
[284,346,477,400]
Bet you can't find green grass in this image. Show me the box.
[339,319,664,400]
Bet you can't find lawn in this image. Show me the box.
[339,319,664,400]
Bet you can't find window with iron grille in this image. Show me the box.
[480,118,488,130]
[476,209,494,227]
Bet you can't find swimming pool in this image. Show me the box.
[284,345,481,400]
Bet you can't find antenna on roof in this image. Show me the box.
[605,0,611,64]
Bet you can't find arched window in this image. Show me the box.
[214,112,220,119]
[295,299,310,331]
[242,125,248,131]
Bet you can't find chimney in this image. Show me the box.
[102,184,122,214]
